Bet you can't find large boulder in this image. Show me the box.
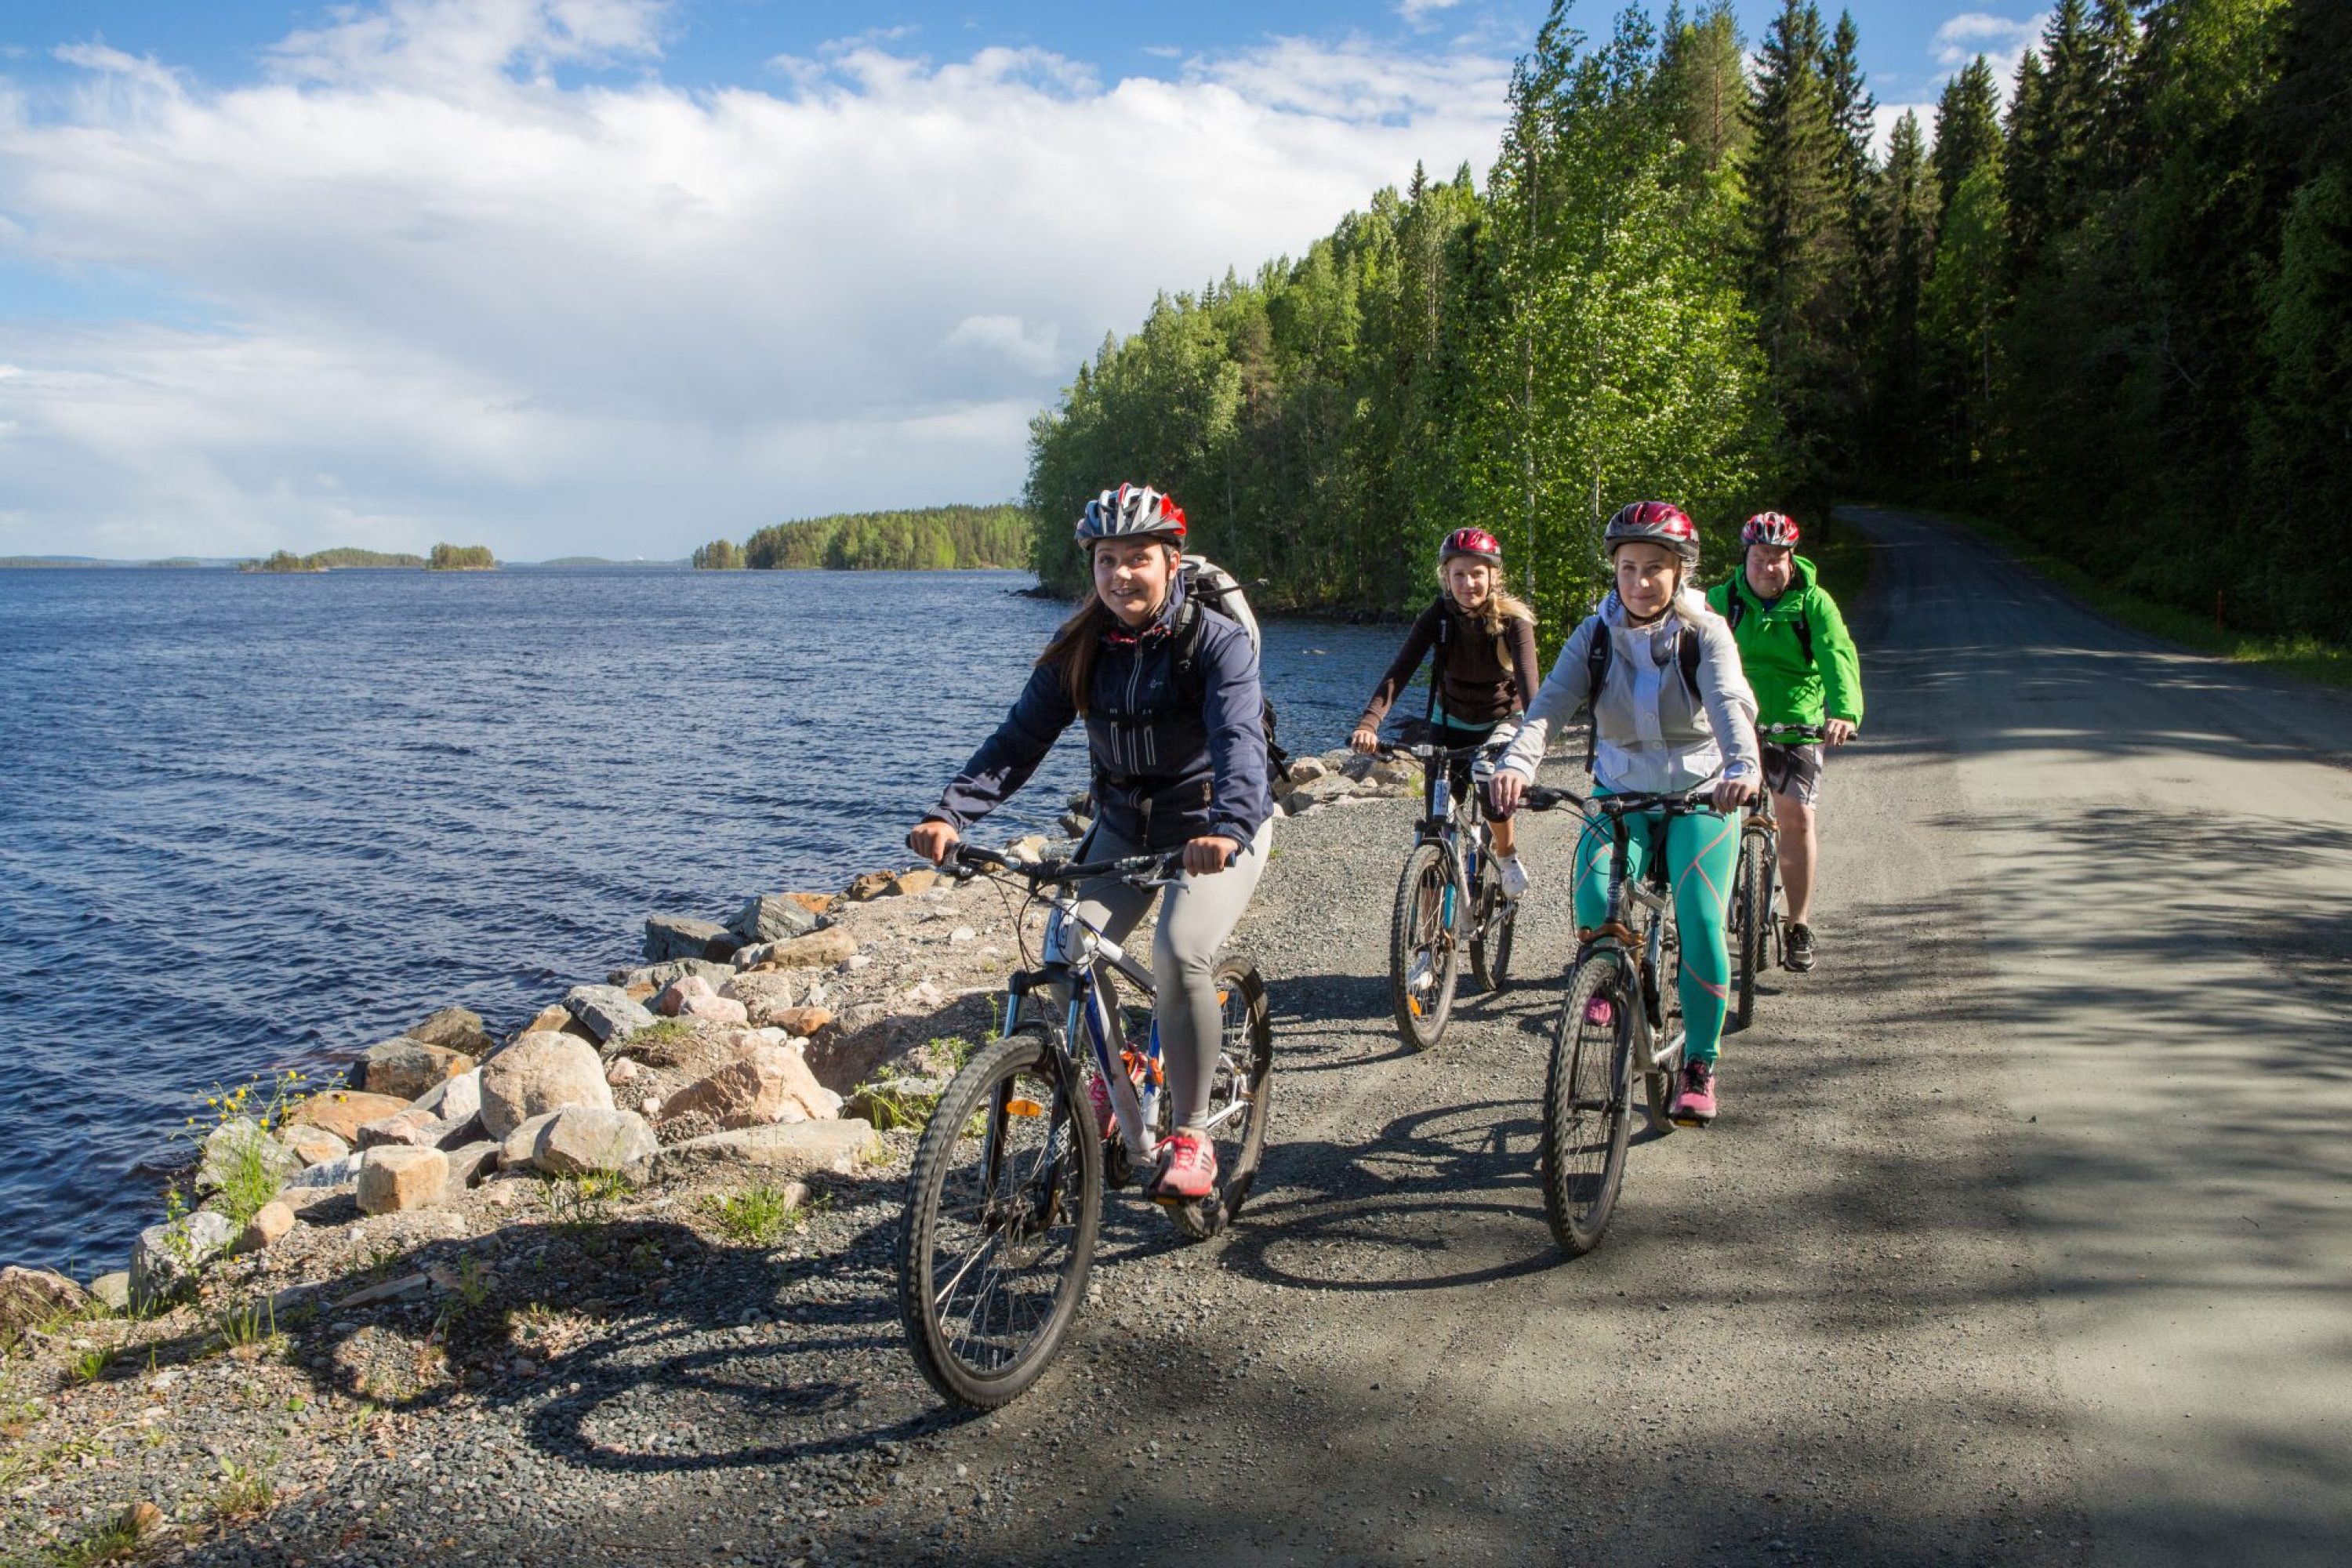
[652,1119,880,1181]
[355,1036,475,1099]
[407,1005,495,1055]
[731,894,818,944]
[130,1210,238,1308]
[563,984,657,1044]
[498,1110,562,1171]
[477,1031,613,1140]
[278,1124,350,1168]
[659,1040,842,1131]
[753,927,858,971]
[196,1118,301,1198]
[608,956,733,991]
[719,971,798,1025]
[355,1146,448,1214]
[412,1068,481,1127]
[444,1140,501,1191]
[0,1266,89,1336]
[642,913,739,964]
[533,1107,659,1177]
[655,974,749,1025]
[285,1090,413,1143]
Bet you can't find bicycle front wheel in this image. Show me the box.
[898,1031,1102,1408]
[1389,842,1461,1050]
[1166,957,1276,1241]
[1733,829,1769,1032]
[1469,864,1516,994]
[1541,956,1635,1257]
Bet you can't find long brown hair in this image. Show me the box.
[1037,596,1116,713]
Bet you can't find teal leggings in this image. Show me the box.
[1570,802,1740,1063]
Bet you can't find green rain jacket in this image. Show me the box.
[1704,554,1864,732]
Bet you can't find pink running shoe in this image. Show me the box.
[1671,1061,1719,1125]
[1151,1131,1219,1201]
[1583,994,1614,1027]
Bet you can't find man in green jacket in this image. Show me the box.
[1704,512,1864,971]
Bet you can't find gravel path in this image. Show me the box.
[18,509,2344,1566]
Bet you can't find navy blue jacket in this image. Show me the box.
[931,582,1275,852]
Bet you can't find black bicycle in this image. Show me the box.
[1523,782,1723,1257]
[1380,739,1517,1051]
[895,843,1275,1409]
[1729,723,1826,1028]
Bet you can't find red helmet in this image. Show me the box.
[1439,527,1503,566]
[1603,500,1699,565]
[1741,511,1801,547]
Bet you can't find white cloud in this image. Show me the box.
[0,1,1509,557]
[1933,10,2048,92]
[1398,0,1468,24]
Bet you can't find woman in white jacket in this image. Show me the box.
[1487,502,1760,1123]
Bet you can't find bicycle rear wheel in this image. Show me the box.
[1388,843,1461,1050]
[1165,957,1275,1240]
[898,1031,1102,1408]
[1732,828,1768,1031]
[1469,864,1516,994]
[1646,918,1686,1133]
[1541,956,1634,1257]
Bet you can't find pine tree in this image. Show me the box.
[2004,50,2055,272]
[1657,0,1751,176]
[1742,0,1861,491]
[1933,56,2003,218]
[1868,110,1938,485]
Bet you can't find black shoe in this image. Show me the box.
[1784,922,1816,972]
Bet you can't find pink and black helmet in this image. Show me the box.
[1603,501,1700,565]
[1741,510,1801,547]
[1439,527,1504,566]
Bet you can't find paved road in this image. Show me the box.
[179,508,2346,1566]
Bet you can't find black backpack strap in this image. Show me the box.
[1170,597,1205,680]
[1582,617,1611,772]
[1722,581,1746,633]
[1425,596,1449,727]
[1793,610,1815,666]
[1678,622,1703,698]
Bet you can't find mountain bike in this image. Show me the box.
[1522,781,1722,1257]
[1381,739,1517,1051]
[1729,723,1827,1029]
[895,842,1275,1409]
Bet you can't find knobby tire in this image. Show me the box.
[1389,842,1460,1051]
[1541,956,1634,1257]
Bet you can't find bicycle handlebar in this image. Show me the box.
[1759,723,1831,742]
[1374,739,1496,763]
[948,843,1197,885]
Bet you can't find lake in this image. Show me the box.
[0,566,1400,1272]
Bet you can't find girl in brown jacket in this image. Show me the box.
[1349,528,1542,896]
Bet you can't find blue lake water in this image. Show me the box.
[0,566,1399,1272]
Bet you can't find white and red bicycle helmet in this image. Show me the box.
[1076,483,1186,545]
[1603,500,1700,565]
[1740,510,1801,547]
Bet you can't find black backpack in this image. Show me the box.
[1169,556,1290,777]
[1579,613,1701,771]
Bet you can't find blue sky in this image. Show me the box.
[0,2,2049,558]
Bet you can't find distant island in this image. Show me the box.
[236,543,495,573]
[692,503,1029,572]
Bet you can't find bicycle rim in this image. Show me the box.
[1388,842,1460,1050]
[1541,958,1633,1257]
[1469,868,1516,993]
[898,1033,1102,1407]
[1166,957,1275,1240]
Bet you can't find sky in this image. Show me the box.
[0,2,2051,561]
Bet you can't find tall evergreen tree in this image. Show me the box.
[1867,110,1938,485]
[1657,0,1751,176]
[1933,56,2003,216]
[2005,50,2056,274]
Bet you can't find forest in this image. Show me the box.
[1025,0,2352,652]
[699,504,1030,572]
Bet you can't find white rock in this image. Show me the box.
[477,1031,613,1140]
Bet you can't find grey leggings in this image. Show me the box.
[1058,818,1272,1131]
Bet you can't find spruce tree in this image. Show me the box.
[1933,56,2003,217]
[1869,110,1938,485]
[1657,0,1751,176]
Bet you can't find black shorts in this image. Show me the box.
[1759,740,1824,805]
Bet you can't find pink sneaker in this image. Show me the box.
[1583,994,1614,1027]
[1671,1061,1719,1124]
[1151,1131,1218,1200]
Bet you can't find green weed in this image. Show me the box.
[64,1347,110,1387]
[181,1069,311,1227]
[542,1169,633,1229]
[706,1185,806,1247]
[206,1455,275,1521]
[209,1295,279,1356]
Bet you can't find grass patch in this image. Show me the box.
[1882,503,2352,689]
[27,1505,152,1567]
[63,1347,110,1387]
[852,1073,942,1132]
[541,1169,633,1230]
[205,1457,275,1522]
[209,1295,280,1358]
[705,1184,808,1247]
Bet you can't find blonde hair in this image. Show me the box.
[1439,560,1536,673]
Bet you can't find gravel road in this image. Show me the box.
[100,508,2350,1566]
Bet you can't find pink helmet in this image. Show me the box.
[1439,527,1503,566]
[1603,501,1700,565]
[1741,511,1801,547]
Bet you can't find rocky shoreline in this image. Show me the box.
[0,747,1420,1566]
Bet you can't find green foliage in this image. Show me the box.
[1027,4,1778,644]
[691,537,746,569]
[541,1169,633,1229]
[426,543,495,570]
[209,1294,280,1355]
[739,504,1029,571]
[239,546,428,572]
[182,1069,308,1229]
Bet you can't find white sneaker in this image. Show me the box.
[1497,855,1530,899]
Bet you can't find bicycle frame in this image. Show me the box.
[1588,814,1682,1074]
[1390,739,1499,935]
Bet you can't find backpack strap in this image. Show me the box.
[1170,597,1205,678]
[1722,580,1746,633]
[1582,617,1611,773]
[1678,622,1702,697]
[1792,609,1815,666]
